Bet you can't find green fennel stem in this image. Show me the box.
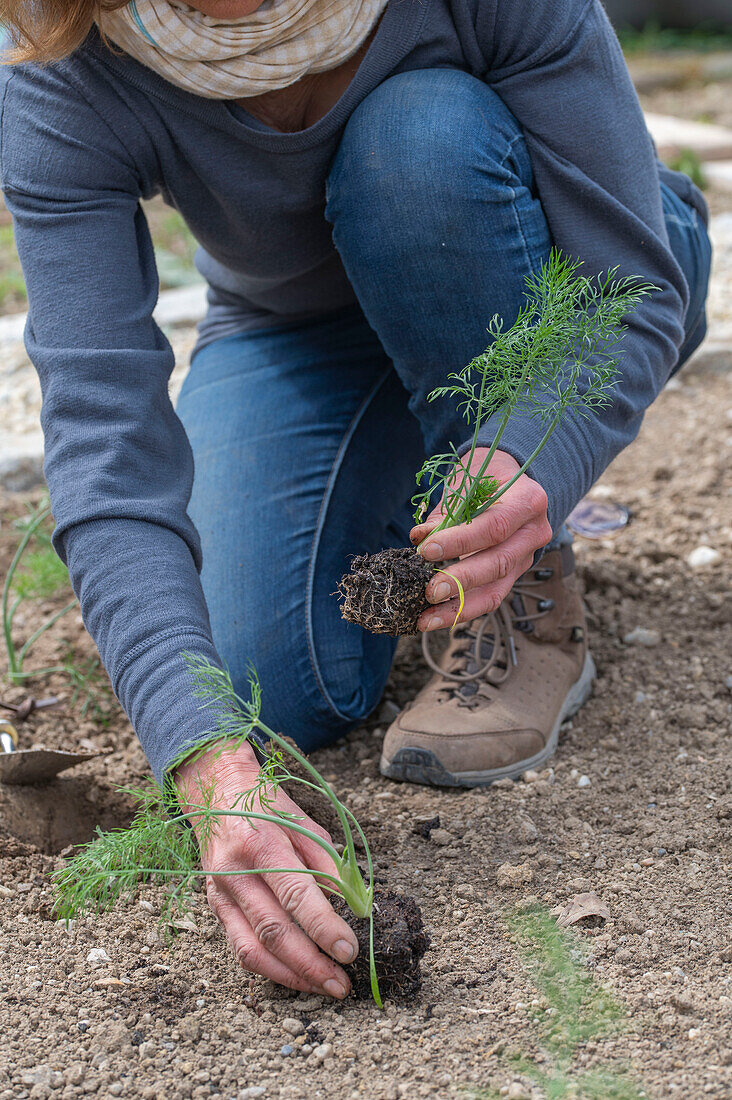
[16,599,78,668]
[422,413,561,542]
[2,506,49,680]
[258,720,363,892]
[2,502,78,683]
[70,864,344,888]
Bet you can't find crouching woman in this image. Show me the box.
[0,0,711,998]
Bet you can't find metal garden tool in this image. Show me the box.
[0,695,61,721]
[0,702,102,785]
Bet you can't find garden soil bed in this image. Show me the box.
[0,350,730,1099]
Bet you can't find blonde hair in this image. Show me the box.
[0,0,125,64]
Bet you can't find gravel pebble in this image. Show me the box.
[281,1018,305,1037]
[623,627,661,647]
[312,1042,333,1063]
[85,948,111,968]
[687,546,722,568]
[496,862,534,888]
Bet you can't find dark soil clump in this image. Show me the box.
[333,888,430,1001]
[412,815,441,839]
[338,547,434,636]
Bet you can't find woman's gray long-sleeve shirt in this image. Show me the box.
[0,0,706,783]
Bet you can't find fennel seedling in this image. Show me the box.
[53,654,383,1007]
[411,251,655,540]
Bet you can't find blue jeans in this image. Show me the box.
[177,70,711,752]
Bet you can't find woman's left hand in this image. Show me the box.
[409,448,553,632]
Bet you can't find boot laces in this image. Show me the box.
[421,567,556,704]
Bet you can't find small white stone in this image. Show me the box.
[577,775,592,789]
[312,1042,333,1063]
[138,899,154,912]
[281,1017,305,1037]
[687,546,721,569]
[623,627,661,647]
[238,1088,266,1100]
[86,948,111,967]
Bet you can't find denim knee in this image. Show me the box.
[231,623,392,755]
[326,69,534,236]
[228,642,353,755]
[660,183,712,372]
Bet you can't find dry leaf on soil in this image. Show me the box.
[552,891,610,928]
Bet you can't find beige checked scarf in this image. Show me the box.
[99,0,388,99]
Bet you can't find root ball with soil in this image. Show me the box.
[333,889,430,1000]
[338,547,434,636]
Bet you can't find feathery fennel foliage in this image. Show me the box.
[53,654,382,1006]
[412,251,655,534]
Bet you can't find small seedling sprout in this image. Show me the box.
[412,251,655,543]
[2,500,78,683]
[63,653,116,725]
[469,904,643,1099]
[53,654,383,1006]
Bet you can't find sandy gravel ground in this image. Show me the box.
[1,335,730,1100]
[1,104,731,1098]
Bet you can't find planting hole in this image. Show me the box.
[0,776,133,855]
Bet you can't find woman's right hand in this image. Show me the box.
[174,740,358,997]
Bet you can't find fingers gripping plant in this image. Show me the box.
[53,653,384,1006]
[339,251,654,636]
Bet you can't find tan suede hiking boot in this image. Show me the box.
[380,545,595,787]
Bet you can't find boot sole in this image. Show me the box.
[379,651,597,788]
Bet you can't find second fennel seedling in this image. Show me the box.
[53,655,429,1004]
[339,251,654,635]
